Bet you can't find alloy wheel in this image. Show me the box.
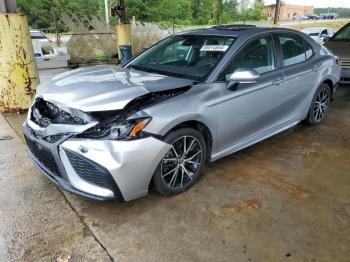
[313,87,330,122]
[161,136,202,189]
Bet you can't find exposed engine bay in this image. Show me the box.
[31,98,88,127]
[31,85,191,136]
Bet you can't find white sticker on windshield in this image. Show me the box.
[200,45,229,52]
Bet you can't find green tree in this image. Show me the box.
[246,0,265,21]
[211,0,223,24]
[222,0,239,23]
[17,0,266,28]
[191,0,201,19]
[17,0,102,29]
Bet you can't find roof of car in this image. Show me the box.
[178,25,302,38]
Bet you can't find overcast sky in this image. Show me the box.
[263,0,350,8]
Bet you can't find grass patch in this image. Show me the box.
[286,20,350,31]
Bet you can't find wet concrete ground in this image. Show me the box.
[1,85,350,261]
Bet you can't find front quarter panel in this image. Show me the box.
[142,83,219,154]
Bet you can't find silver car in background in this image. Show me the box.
[301,27,335,44]
[24,25,341,202]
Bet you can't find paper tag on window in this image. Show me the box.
[200,45,229,52]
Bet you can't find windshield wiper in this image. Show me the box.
[128,64,145,71]
[128,64,201,81]
[129,64,162,74]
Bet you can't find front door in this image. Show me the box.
[215,34,285,152]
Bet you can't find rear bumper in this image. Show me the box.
[23,122,171,202]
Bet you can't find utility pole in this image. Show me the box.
[241,0,245,24]
[104,0,109,25]
[118,0,127,24]
[274,0,281,25]
[52,9,60,47]
[216,0,219,24]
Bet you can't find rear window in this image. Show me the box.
[278,34,307,66]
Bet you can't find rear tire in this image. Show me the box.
[304,83,331,125]
[152,128,207,196]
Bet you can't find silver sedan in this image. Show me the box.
[24,25,341,202]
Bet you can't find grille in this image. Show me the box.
[65,150,113,190]
[25,136,60,176]
[341,59,350,69]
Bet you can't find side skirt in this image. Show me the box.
[210,116,305,162]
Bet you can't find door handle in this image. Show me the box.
[272,77,285,86]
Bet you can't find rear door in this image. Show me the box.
[276,33,318,121]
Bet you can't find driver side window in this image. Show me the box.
[218,35,276,81]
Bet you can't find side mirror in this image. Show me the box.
[322,36,331,42]
[226,68,260,90]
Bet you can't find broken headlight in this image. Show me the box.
[80,117,152,140]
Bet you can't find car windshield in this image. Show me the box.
[30,31,46,39]
[332,23,350,41]
[128,35,235,81]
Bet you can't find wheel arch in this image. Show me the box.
[323,79,334,95]
[162,120,213,163]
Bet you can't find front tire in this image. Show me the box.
[153,128,207,196]
[304,83,331,125]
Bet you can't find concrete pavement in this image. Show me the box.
[0,115,112,261]
[1,86,350,261]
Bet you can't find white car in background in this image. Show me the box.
[301,28,335,44]
[30,30,54,55]
[30,30,70,70]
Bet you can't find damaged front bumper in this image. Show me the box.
[23,121,171,202]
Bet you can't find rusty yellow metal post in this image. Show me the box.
[116,23,132,59]
[0,13,39,112]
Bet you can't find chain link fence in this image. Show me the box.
[29,11,196,65]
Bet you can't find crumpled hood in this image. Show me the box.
[37,65,193,112]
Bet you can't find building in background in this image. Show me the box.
[264,4,314,21]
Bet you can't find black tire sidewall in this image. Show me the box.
[152,128,207,196]
[306,83,331,125]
